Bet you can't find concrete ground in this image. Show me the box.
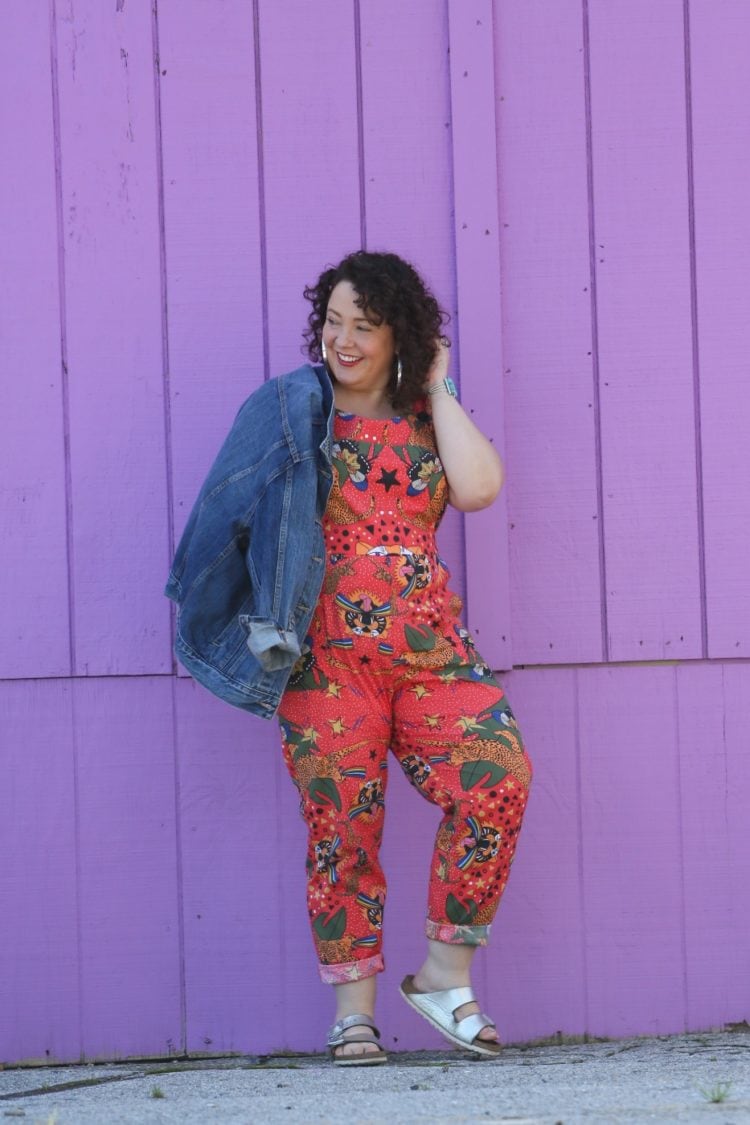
[1,1029,748,1124]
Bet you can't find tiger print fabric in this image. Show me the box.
[278,403,533,983]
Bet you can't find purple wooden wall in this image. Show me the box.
[1,0,748,1065]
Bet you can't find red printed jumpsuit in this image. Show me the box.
[278,402,533,983]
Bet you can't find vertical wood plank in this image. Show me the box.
[274,738,344,1051]
[174,682,287,1053]
[447,0,510,666]
[485,668,587,1042]
[360,0,466,608]
[0,681,80,1064]
[258,0,361,376]
[577,665,686,1036]
[689,0,750,657]
[380,756,456,1050]
[495,0,604,665]
[0,6,70,678]
[255,2,362,1044]
[360,1,453,284]
[719,664,750,1022]
[382,668,584,1048]
[75,677,182,1059]
[159,0,265,554]
[54,1,172,675]
[358,0,455,406]
[676,662,750,1030]
[588,0,702,661]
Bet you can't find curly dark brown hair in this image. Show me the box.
[302,250,448,411]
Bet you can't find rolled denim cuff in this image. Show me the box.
[318,953,384,984]
[425,919,491,947]
[243,618,301,671]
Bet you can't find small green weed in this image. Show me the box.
[150,1084,166,1099]
[698,1080,733,1104]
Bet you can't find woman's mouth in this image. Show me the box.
[336,352,363,368]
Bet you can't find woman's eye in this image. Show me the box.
[358,324,371,332]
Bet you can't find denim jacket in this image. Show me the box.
[164,364,334,718]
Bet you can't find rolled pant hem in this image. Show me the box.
[318,952,385,984]
[425,919,491,946]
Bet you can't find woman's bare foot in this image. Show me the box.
[414,939,499,1043]
[332,1023,383,1059]
[332,974,383,1057]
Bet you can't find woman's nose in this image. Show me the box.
[335,324,355,348]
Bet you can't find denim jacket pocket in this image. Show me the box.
[209,594,254,648]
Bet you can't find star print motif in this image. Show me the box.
[377,468,399,492]
[326,681,343,698]
[411,684,430,699]
[425,714,441,728]
[328,717,346,735]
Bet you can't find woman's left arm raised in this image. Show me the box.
[426,341,504,512]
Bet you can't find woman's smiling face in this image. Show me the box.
[322,280,396,395]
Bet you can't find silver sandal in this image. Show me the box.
[399,974,502,1057]
[327,1013,388,1066]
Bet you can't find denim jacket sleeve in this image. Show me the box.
[164,366,333,716]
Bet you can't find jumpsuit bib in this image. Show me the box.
[278,402,533,984]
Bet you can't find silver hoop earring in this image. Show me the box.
[321,338,329,367]
[395,356,403,393]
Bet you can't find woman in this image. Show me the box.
[278,251,533,1064]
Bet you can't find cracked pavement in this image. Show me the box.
[1,1029,748,1123]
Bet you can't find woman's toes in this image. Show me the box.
[335,1026,380,1057]
[337,1044,379,1057]
[454,1000,498,1042]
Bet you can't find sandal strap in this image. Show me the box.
[433,985,475,1014]
[409,983,476,1016]
[455,1011,496,1044]
[329,1031,382,1049]
[327,1013,381,1048]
